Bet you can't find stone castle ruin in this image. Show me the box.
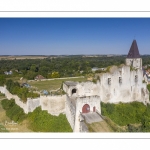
[63,40,149,132]
[0,40,149,132]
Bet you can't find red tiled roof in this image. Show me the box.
[35,75,45,80]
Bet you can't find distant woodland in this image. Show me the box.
[1,55,150,80]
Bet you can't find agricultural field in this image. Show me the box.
[0,55,48,60]
[28,77,87,91]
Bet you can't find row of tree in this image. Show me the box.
[0,56,126,79]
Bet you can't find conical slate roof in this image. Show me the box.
[127,40,140,58]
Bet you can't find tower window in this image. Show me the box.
[72,88,77,95]
[108,78,111,85]
[135,75,138,82]
[119,77,122,83]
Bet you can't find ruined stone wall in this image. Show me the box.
[0,86,65,115]
[126,58,142,69]
[40,95,65,116]
[65,95,76,129]
[99,65,149,104]
[0,86,29,113]
[76,82,100,97]
[99,66,131,103]
[27,98,41,113]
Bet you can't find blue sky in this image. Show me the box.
[0,18,150,55]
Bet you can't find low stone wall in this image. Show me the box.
[40,95,66,116]
[0,86,65,115]
[27,98,41,113]
[0,86,29,113]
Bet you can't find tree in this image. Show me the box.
[0,75,6,86]
[51,72,60,78]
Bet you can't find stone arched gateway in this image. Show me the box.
[82,104,90,113]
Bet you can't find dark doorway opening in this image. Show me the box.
[72,88,77,95]
[93,106,96,112]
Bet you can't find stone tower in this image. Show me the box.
[125,40,142,69]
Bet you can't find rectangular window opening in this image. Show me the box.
[135,75,138,82]
[108,78,111,85]
[119,77,122,83]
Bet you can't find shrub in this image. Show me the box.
[1,99,27,122]
[28,107,72,132]
[0,75,6,86]
[101,101,146,126]
[6,79,39,102]
[147,84,150,92]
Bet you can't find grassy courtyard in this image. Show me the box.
[28,77,87,91]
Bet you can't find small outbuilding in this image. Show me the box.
[35,75,45,81]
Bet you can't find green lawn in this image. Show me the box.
[28,77,87,91]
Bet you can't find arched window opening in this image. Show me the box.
[72,88,77,95]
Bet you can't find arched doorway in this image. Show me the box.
[72,88,77,95]
[82,104,90,113]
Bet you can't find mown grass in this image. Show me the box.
[28,77,86,91]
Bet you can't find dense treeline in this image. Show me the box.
[6,79,40,102]
[142,55,150,66]
[0,56,125,79]
[0,75,6,86]
[1,99,27,122]
[0,55,150,80]
[101,101,150,132]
